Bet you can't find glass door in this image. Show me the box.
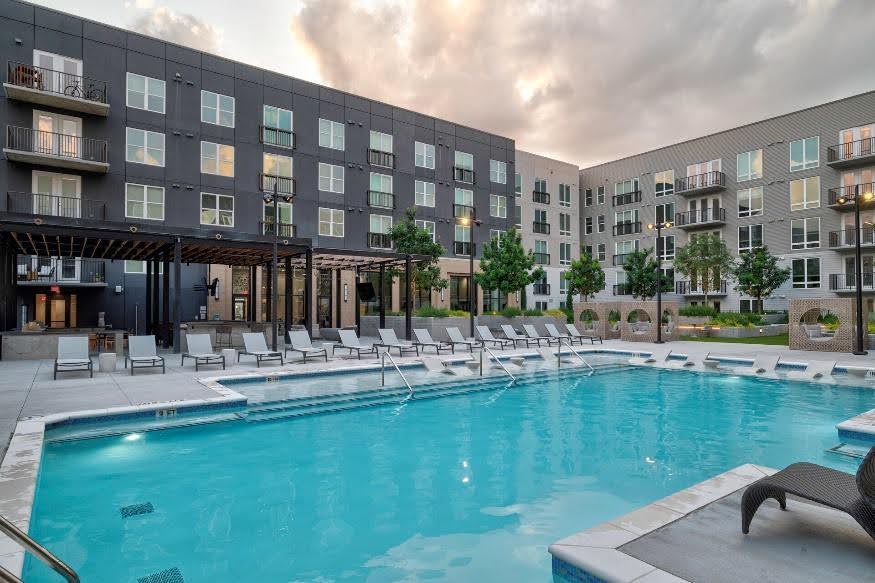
[33,50,82,95]
[33,110,81,157]
[32,171,81,217]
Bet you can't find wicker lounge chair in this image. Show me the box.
[239,332,284,367]
[181,334,225,371]
[413,329,454,354]
[741,446,875,540]
[475,326,514,350]
[285,330,329,363]
[54,336,93,380]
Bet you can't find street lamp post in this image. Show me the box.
[647,219,673,344]
[457,216,481,337]
[263,182,294,351]
[836,186,873,355]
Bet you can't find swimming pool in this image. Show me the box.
[24,365,873,582]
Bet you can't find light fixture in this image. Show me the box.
[343,283,349,302]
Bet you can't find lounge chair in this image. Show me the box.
[377,328,420,357]
[741,445,875,540]
[628,348,672,366]
[445,327,480,352]
[285,330,328,363]
[239,332,284,367]
[475,325,514,350]
[413,329,454,354]
[565,323,603,345]
[786,360,836,382]
[522,324,556,346]
[732,354,780,376]
[54,336,93,380]
[421,355,474,376]
[500,324,535,348]
[336,329,377,359]
[181,334,225,371]
[545,323,573,344]
[125,335,165,375]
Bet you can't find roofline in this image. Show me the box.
[515,148,579,168]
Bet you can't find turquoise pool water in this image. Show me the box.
[25,367,872,582]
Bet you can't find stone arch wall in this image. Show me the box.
[573,301,621,339]
[619,301,680,342]
[789,298,864,352]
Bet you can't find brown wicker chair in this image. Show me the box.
[741,446,875,540]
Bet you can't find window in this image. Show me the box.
[615,209,638,224]
[415,142,435,169]
[490,229,505,242]
[200,193,234,227]
[559,213,571,236]
[534,208,547,224]
[656,202,674,224]
[790,136,819,171]
[126,72,165,113]
[369,130,393,153]
[790,176,820,211]
[318,208,344,237]
[125,183,164,220]
[124,260,163,274]
[416,220,436,241]
[455,151,473,169]
[597,215,605,233]
[559,184,572,207]
[559,242,572,266]
[584,217,593,235]
[514,173,522,195]
[615,178,639,195]
[737,186,763,217]
[415,180,435,207]
[736,149,763,181]
[616,240,639,255]
[490,194,507,218]
[687,159,721,176]
[201,141,234,177]
[655,170,674,197]
[125,128,164,166]
[584,245,593,257]
[584,188,593,206]
[792,257,820,288]
[200,90,234,127]
[490,160,507,184]
[263,152,292,179]
[738,225,763,252]
[319,119,345,150]
[455,188,473,206]
[791,217,820,249]
[535,178,548,193]
[263,105,293,131]
[534,240,548,255]
[740,299,764,313]
[657,235,675,260]
[369,172,393,194]
[33,50,81,89]
[370,214,393,234]
[559,273,569,297]
[597,186,605,204]
[597,243,606,261]
[318,163,344,193]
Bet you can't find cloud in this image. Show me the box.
[129,5,221,53]
[289,0,875,167]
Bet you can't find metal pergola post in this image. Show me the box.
[172,238,181,353]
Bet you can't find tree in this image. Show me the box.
[733,246,790,313]
[475,228,545,307]
[673,233,734,305]
[564,252,606,306]
[388,207,448,298]
[622,248,671,300]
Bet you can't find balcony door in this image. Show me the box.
[845,256,874,289]
[262,201,292,235]
[841,125,873,158]
[33,50,82,95]
[32,171,81,217]
[33,110,81,157]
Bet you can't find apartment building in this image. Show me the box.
[580,90,875,314]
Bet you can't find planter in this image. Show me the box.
[681,324,788,338]
[679,316,710,326]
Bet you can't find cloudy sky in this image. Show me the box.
[32,0,875,167]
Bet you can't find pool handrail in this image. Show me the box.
[0,514,79,582]
[381,350,413,396]
[558,338,594,373]
[479,345,516,382]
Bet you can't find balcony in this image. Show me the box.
[827,138,875,168]
[829,272,875,292]
[367,190,395,209]
[260,125,295,149]
[675,280,728,296]
[16,256,106,286]
[827,183,875,210]
[368,232,393,249]
[533,252,550,265]
[5,126,108,172]
[828,227,875,249]
[532,221,550,235]
[613,253,634,266]
[613,221,642,236]
[613,283,632,296]
[368,149,395,168]
[533,283,551,295]
[675,171,726,196]
[453,204,476,220]
[4,61,109,116]
[453,167,475,184]
[260,174,296,196]
[6,192,105,220]
[674,208,726,229]
[260,220,296,238]
[612,190,642,207]
[533,190,550,204]
[454,241,472,256]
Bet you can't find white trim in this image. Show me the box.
[200,192,235,227]
[201,89,235,127]
[125,127,165,167]
[126,72,165,114]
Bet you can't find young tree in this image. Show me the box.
[673,233,734,305]
[388,207,448,298]
[733,246,791,313]
[564,252,606,306]
[622,248,671,300]
[475,228,545,307]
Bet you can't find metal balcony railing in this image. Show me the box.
[829,272,875,291]
[367,190,395,209]
[454,241,473,256]
[533,283,551,295]
[368,232,393,249]
[260,220,296,238]
[674,208,726,226]
[453,167,475,183]
[613,221,642,236]
[368,149,395,168]
[259,125,296,149]
[6,191,106,220]
[828,137,875,165]
[16,256,106,284]
[612,190,642,206]
[675,280,728,295]
[532,221,550,234]
[533,190,550,204]
[675,171,725,194]
[828,183,875,206]
[6,60,108,103]
[453,204,476,220]
[612,253,634,266]
[6,126,108,163]
[260,174,296,196]
[613,283,632,296]
[533,252,550,265]
[828,227,875,248]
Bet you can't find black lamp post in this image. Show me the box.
[836,186,873,355]
[647,219,673,344]
[457,216,481,336]
[263,183,294,351]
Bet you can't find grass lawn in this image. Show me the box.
[679,333,789,346]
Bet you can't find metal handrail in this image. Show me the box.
[0,514,79,582]
[559,338,594,373]
[479,345,516,382]
[381,350,412,395]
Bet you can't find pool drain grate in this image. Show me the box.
[137,567,184,583]
[120,502,154,518]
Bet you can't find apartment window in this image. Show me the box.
[455,188,473,206]
[455,224,472,253]
[597,186,605,204]
[263,152,292,181]
[416,220,436,241]
[534,208,547,224]
[615,209,638,224]
[738,225,763,252]
[369,130,393,153]
[655,170,674,197]
[370,172,393,194]
[201,141,235,177]
[687,159,721,176]
[559,242,572,266]
[535,178,548,193]
[200,90,234,127]
[370,214,393,234]
[736,149,763,181]
[584,216,593,235]
[559,184,572,207]
[790,176,820,211]
[559,213,571,236]
[791,217,820,250]
[490,229,505,242]
[584,188,593,207]
[318,208,344,237]
[615,178,639,196]
[490,160,507,184]
[125,260,148,274]
[740,299,764,313]
[415,141,435,169]
[514,173,522,195]
[125,183,164,221]
[200,193,234,227]
[559,274,569,297]
[263,105,293,132]
[584,245,593,258]
[318,163,345,193]
[125,128,164,166]
[792,257,820,288]
[597,243,606,261]
[455,151,473,170]
[737,186,763,217]
[790,136,819,171]
[415,180,435,207]
[597,215,605,233]
[657,235,675,260]
[616,240,639,255]
[490,194,507,218]
[319,119,345,150]
[534,240,548,255]
[126,72,165,113]
[656,202,674,224]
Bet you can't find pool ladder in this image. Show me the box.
[0,514,79,583]
[557,339,594,374]
[380,351,413,398]
[479,345,516,382]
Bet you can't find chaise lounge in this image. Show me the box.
[125,335,166,375]
[181,334,225,371]
[54,336,93,380]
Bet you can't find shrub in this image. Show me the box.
[544,309,567,317]
[522,308,543,316]
[414,306,449,318]
[608,309,620,323]
[448,309,469,317]
[679,305,717,317]
[499,307,523,318]
[707,312,762,327]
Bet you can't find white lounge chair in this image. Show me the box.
[786,360,836,382]
[628,347,672,366]
[522,324,556,346]
[125,335,165,375]
[545,323,573,344]
[239,332,284,367]
[500,324,534,348]
[565,323,603,345]
[732,354,781,376]
[54,336,93,380]
[285,330,328,363]
[475,325,514,349]
[413,329,454,354]
[421,355,474,376]
[378,328,419,357]
[445,327,480,352]
[336,329,377,359]
[181,334,225,371]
